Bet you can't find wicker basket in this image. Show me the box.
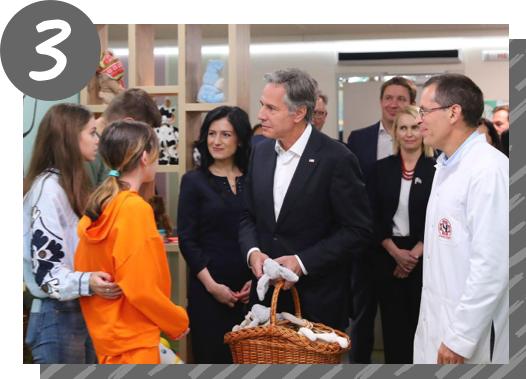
[224,281,350,364]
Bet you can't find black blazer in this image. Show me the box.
[239,127,373,331]
[501,129,509,158]
[347,122,380,185]
[371,153,436,248]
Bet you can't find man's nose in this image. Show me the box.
[258,106,266,120]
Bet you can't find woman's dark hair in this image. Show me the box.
[478,117,503,151]
[194,106,252,203]
[195,106,252,173]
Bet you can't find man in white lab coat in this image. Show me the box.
[413,73,509,364]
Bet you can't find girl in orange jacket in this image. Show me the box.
[75,120,189,364]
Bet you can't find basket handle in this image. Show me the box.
[270,281,302,326]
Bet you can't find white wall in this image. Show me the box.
[248,42,509,140]
[249,51,338,136]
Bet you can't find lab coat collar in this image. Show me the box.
[436,131,483,169]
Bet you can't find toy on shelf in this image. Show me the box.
[148,195,173,238]
[156,100,179,165]
[97,50,125,104]
[197,60,225,103]
[158,337,184,364]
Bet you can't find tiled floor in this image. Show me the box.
[343,305,386,364]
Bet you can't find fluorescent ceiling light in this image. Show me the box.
[111,36,508,57]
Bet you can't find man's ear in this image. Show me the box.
[293,106,307,124]
[449,104,462,125]
[411,100,417,106]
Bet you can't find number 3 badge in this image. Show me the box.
[1,1,100,101]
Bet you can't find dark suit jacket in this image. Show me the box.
[347,122,380,185]
[501,129,509,158]
[239,127,373,331]
[251,134,267,146]
[371,153,436,248]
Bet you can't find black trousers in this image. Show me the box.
[375,237,423,364]
[349,252,377,364]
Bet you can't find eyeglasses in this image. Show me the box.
[313,111,327,119]
[418,106,453,120]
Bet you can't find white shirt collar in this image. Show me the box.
[275,124,313,157]
[378,121,392,137]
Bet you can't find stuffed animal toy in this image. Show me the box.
[158,337,184,364]
[197,60,225,103]
[193,147,202,168]
[97,50,125,104]
[232,304,285,331]
[257,259,299,301]
[148,195,173,238]
[156,100,179,165]
[298,328,349,349]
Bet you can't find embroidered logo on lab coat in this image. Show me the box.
[438,218,452,239]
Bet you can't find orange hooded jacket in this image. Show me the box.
[75,191,189,357]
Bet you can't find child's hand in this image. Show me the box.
[89,272,123,299]
[174,328,190,341]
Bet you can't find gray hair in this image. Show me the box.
[316,89,328,106]
[263,68,318,124]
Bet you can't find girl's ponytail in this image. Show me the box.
[84,121,159,221]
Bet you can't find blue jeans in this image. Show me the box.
[25,298,96,364]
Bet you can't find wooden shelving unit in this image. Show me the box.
[79,24,250,363]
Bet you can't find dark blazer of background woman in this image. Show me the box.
[371,153,436,248]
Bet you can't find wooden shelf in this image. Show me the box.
[185,103,232,112]
[164,242,179,253]
[137,86,180,96]
[86,104,107,113]
[156,165,181,174]
[79,24,250,364]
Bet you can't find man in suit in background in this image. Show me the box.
[313,90,329,132]
[346,77,417,363]
[492,105,509,136]
[239,68,373,332]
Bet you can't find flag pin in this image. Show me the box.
[309,159,315,163]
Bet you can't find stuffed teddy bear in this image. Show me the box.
[97,50,125,104]
[257,258,299,301]
[156,100,179,165]
[197,60,225,103]
[158,337,184,364]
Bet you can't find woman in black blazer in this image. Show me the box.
[371,105,436,364]
[177,106,253,363]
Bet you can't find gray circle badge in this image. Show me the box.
[1,1,100,101]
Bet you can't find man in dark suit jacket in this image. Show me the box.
[501,129,509,158]
[239,68,373,332]
[345,77,417,363]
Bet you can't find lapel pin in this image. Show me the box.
[415,177,422,185]
[309,159,315,163]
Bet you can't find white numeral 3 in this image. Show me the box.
[29,20,71,81]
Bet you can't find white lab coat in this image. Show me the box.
[414,134,509,364]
